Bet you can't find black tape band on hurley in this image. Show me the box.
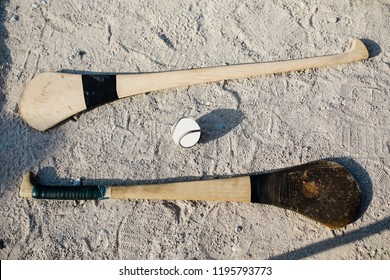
[82,75,118,109]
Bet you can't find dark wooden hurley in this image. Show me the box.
[20,160,362,229]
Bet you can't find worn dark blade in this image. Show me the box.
[250,160,362,229]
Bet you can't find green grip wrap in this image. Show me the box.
[32,184,107,200]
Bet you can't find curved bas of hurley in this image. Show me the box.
[19,39,369,131]
[20,160,363,229]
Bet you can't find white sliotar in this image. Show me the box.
[171,117,201,148]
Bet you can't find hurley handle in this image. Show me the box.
[20,172,107,200]
[19,172,252,202]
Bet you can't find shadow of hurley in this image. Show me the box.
[361,38,382,58]
[269,217,390,260]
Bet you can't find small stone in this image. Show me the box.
[79,50,87,59]
[9,15,19,22]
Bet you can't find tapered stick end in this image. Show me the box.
[348,39,370,60]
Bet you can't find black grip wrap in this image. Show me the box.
[82,75,118,109]
[32,184,107,200]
